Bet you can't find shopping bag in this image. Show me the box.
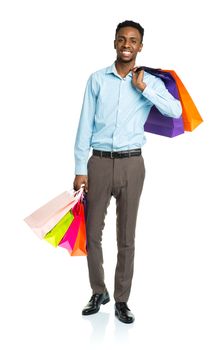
[162,69,203,131]
[71,201,87,256]
[139,66,184,137]
[43,209,74,247]
[58,201,83,253]
[24,186,84,238]
[58,194,87,256]
[138,66,203,137]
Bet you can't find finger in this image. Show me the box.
[81,183,88,193]
[82,180,88,193]
[132,74,137,86]
[139,69,144,77]
[132,70,136,79]
[138,69,144,82]
[131,67,139,73]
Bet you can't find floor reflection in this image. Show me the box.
[82,311,110,345]
[113,316,135,344]
[82,309,135,347]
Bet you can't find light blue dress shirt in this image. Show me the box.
[74,62,182,175]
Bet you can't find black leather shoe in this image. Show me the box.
[82,291,110,315]
[115,302,135,324]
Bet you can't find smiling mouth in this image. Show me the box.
[121,50,132,57]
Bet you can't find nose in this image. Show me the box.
[122,42,131,49]
[121,39,131,48]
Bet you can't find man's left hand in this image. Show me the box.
[131,67,147,92]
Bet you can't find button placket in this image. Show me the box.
[112,78,123,150]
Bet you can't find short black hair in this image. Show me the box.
[115,20,144,43]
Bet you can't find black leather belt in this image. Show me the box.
[93,148,141,159]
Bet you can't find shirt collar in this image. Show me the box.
[106,62,133,78]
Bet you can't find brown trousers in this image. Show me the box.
[86,152,145,302]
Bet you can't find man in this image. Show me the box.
[73,20,182,324]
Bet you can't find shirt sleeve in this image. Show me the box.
[142,75,182,118]
[74,74,97,175]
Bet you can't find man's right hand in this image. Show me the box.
[73,175,88,193]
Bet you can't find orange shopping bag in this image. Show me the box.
[163,69,203,131]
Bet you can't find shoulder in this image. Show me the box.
[143,71,159,83]
[85,66,109,94]
[86,66,111,92]
[143,70,165,88]
[89,66,110,81]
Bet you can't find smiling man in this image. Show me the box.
[73,20,182,324]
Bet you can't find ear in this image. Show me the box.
[138,43,143,52]
[114,39,117,49]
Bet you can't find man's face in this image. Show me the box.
[114,26,143,63]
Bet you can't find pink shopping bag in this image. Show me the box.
[58,201,83,254]
[24,186,85,238]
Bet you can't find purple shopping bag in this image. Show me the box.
[139,66,184,138]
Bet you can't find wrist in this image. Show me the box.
[138,82,147,92]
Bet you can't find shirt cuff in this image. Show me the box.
[75,160,88,176]
[141,85,157,100]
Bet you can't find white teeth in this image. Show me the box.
[122,51,131,55]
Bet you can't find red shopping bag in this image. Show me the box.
[71,202,87,256]
[58,199,87,255]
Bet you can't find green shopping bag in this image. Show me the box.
[44,209,74,247]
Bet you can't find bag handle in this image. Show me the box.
[68,184,85,201]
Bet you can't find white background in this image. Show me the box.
[0,0,223,349]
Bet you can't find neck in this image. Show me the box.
[115,59,136,78]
